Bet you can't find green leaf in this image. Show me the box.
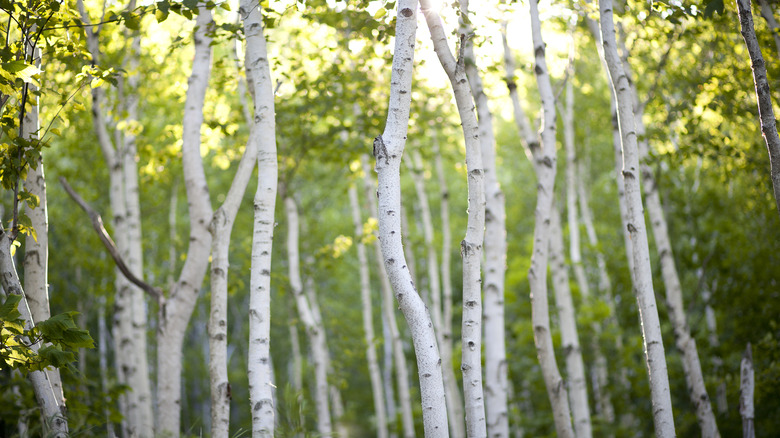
[1,61,42,83]
[704,0,724,17]
[0,294,22,320]
[37,344,75,368]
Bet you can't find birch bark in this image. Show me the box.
[525,2,575,436]
[458,4,509,436]
[76,3,153,433]
[362,155,416,438]
[418,2,487,435]
[432,135,465,438]
[242,0,279,434]
[598,1,676,435]
[739,344,755,438]
[374,1,450,434]
[736,0,780,216]
[614,21,719,437]
[349,184,389,438]
[285,196,333,436]
[0,228,68,436]
[156,8,215,436]
[208,99,260,438]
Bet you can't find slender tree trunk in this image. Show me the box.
[736,0,780,217]
[739,344,755,438]
[432,134,465,438]
[285,196,333,436]
[382,312,399,438]
[613,21,721,437]
[374,1,450,434]
[755,0,780,59]
[599,1,676,435]
[208,104,260,438]
[0,230,68,437]
[289,308,303,392]
[523,2,575,436]
[22,38,66,413]
[363,155,416,438]
[459,5,509,436]
[349,184,389,438]
[419,2,487,435]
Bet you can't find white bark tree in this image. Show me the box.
[362,156,416,438]
[243,0,279,434]
[76,3,154,434]
[432,134,465,438]
[418,2,487,435]
[520,2,576,436]
[598,0,676,435]
[459,5,510,437]
[207,90,261,437]
[373,1,449,435]
[740,344,755,438]
[284,195,333,436]
[349,183,389,438]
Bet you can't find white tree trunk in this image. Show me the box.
[363,155,417,438]
[459,5,509,436]
[0,230,68,437]
[419,2,487,435]
[374,1,450,434]
[285,196,333,436]
[526,2,575,436]
[157,7,215,436]
[739,344,755,438]
[98,296,117,437]
[208,105,260,438]
[242,1,278,435]
[76,3,153,434]
[612,20,721,437]
[598,1,676,435]
[548,208,592,438]
[349,184,389,438]
[432,135,465,438]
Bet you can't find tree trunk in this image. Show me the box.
[208,102,260,438]
[349,184,389,438]
[0,230,68,437]
[459,4,509,436]
[598,1,676,435]
[98,296,117,437]
[285,196,333,436]
[362,155,416,438]
[736,0,780,217]
[739,344,755,438]
[242,0,279,434]
[526,2,575,436]
[432,134,465,438]
[374,1,450,434]
[419,2,487,435]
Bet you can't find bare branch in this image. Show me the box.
[59,177,163,303]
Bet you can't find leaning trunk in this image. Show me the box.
[598,1,676,434]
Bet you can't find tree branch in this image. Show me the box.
[59,177,163,303]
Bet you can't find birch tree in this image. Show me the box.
[243,0,279,433]
[418,1,487,434]
[736,0,780,216]
[207,83,261,438]
[373,0,450,434]
[458,4,510,436]
[740,344,755,438]
[284,195,333,436]
[598,0,676,434]
[362,156,416,438]
[76,2,154,433]
[349,183,388,438]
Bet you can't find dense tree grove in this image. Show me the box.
[1,0,779,436]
